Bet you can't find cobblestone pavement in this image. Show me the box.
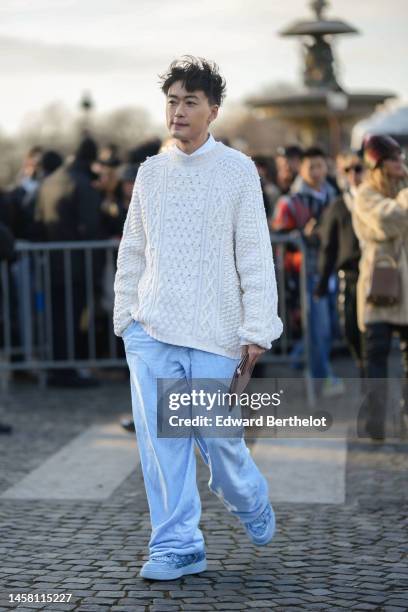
[0,369,407,612]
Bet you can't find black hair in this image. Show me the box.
[27,145,43,158]
[302,146,327,160]
[252,155,277,183]
[42,150,63,176]
[158,55,227,106]
[276,145,304,159]
[127,138,162,164]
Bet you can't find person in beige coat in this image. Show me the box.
[353,135,408,440]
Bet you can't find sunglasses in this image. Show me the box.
[344,164,363,173]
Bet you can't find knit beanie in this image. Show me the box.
[363,134,401,169]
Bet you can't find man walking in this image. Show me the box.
[113,56,282,580]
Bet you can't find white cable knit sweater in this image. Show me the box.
[113,139,283,359]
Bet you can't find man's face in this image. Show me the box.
[337,155,365,189]
[287,155,302,175]
[166,80,218,143]
[97,167,118,192]
[276,155,294,189]
[300,156,327,190]
[24,152,42,179]
[382,153,406,180]
[123,181,134,203]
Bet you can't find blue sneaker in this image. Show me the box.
[139,550,207,580]
[244,502,276,546]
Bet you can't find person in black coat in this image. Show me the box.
[34,137,103,387]
[0,214,15,434]
[0,223,14,260]
[315,151,365,376]
[0,187,23,361]
[93,153,127,238]
[35,138,102,244]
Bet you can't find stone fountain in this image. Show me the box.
[246,0,396,156]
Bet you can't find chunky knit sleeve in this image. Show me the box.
[113,168,146,337]
[234,159,283,350]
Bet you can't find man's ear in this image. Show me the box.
[208,105,219,125]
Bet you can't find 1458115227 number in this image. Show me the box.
[9,593,72,603]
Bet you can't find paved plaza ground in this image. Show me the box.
[0,359,407,612]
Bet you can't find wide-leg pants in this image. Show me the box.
[122,319,270,556]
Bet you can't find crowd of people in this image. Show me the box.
[256,135,408,440]
[0,132,407,440]
[0,136,163,390]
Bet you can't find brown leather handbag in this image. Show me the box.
[366,252,401,307]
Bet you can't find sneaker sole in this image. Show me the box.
[139,558,207,580]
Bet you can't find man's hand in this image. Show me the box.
[241,343,266,367]
[303,217,317,237]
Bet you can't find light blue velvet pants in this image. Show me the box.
[122,319,270,556]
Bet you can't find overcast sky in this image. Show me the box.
[1,0,407,135]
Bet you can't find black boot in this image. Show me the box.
[365,418,385,441]
[0,422,12,434]
[121,417,135,433]
[47,368,100,388]
[357,388,386,441]
[400,409,408,440]
[399,388,408,440]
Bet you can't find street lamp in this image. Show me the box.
[326,91,349,157]
[79,91,94,134]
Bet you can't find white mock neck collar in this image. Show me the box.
[172,133,216,158]
[168,140,224,167]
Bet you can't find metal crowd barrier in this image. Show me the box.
[264,231,314,406]
[0,233,313,403]
[0,239,121,390]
